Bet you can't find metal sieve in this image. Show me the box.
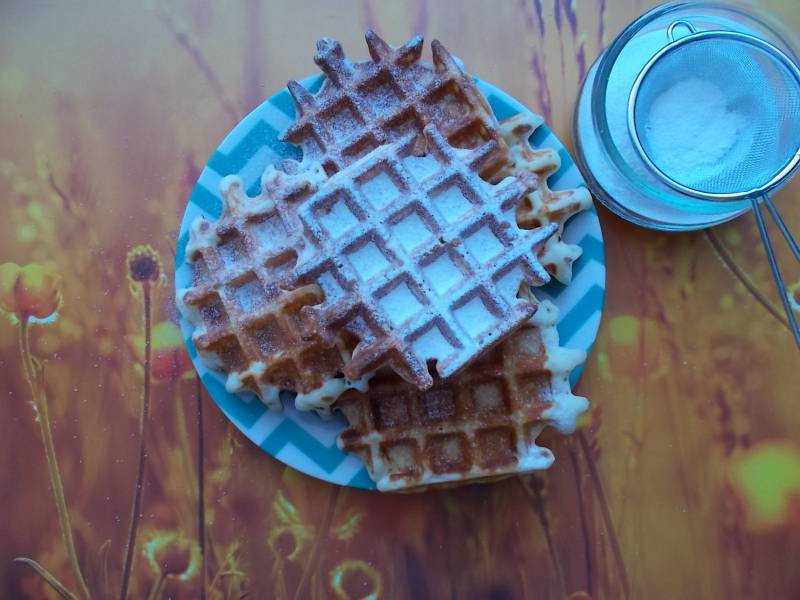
[628,20,800,348]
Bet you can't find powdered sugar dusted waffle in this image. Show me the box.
[282,31,508,179]
[334,299,587,492]
[177,123,557,407]
[496,113,593,284]
[295,125,556,390]
[177,164,362,410]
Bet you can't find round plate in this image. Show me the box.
[175,75,606,490]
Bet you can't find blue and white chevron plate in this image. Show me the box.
[176,75,606,490]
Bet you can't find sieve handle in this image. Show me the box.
[751,196,800,349]
[667,20,698,43]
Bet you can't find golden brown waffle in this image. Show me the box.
[178,123,557,406]
[334,300,587,491]
[496,113,593,284]
[282,31,508,180]
[177,164,354,410]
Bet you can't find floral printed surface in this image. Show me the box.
[1,1,799,598]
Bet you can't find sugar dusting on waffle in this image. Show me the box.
[282,31,508,179]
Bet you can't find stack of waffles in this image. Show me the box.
[177,32,592,491]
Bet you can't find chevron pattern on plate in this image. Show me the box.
[176,75,605,490]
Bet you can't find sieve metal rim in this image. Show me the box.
[627,22,800,202]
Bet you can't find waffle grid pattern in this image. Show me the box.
[295,125,556,387]
[178,169,347,409]
[282,31,507,179]
[336,300,586,491]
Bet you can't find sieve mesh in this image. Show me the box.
[633,36,800,197]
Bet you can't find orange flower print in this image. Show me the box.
[0,262,62,319]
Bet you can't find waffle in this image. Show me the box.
[178,123,556,406]
[293,124,556,391]
[496,113,593,284]
[177,163,359,410]
[334,299,587,491]
[282,31,508,180]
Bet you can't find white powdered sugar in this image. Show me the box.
[640,77,748,188]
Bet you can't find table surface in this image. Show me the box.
[2,1,799,598]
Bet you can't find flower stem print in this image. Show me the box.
[577,431,630,599]
[293,485,339,600]
[207,542,246,598]
[567,438,594,596]
[705,229,791,331]
[120,246,163,599]
[146,572,167,600]
[196,373,207,600]
[97,539,112,599]
[13,557,78,600]
[154,5,240,125]
[19,318,89,599]
[119,279,151,599]
[1,262,91,600]
[519,475,566,599]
